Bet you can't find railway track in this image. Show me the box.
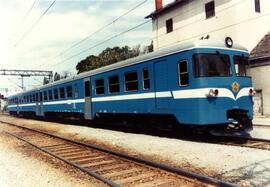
[253,124,270,128]
[211,135,270,151]
[0,120,237,187]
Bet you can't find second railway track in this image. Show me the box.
[0,120,237,187]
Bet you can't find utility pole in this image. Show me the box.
[0,69,53,91]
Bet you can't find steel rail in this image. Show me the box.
[5,132,120,187]
[1,120,238,187]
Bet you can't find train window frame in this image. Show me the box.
[48,90,53,100]
[66,85,73,98]
[193,53,232,77]
[142,68,150,90]
[59,87,65,99]
[84,80,91,97]
[53,88,59,100]
[233,55,248,77]
[74,83,79,98]
[95,78,105,96]
[124,71,138,92]
[108,75,120,94]
[205,1,215,19]
[178,60,189,86]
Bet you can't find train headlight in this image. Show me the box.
[225,37,233,48]
[208,89,219,97]
[249,88,255,96]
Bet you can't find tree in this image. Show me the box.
[54,72,61,81]
[76,45,141,74]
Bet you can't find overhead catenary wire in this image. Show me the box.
[9,0,56,53]
[59,0,149,56]
[48,19,151,68]
[10,0,37,40]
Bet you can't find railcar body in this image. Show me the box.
[7,39,254,131]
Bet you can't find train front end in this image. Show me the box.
[173,39,254,133]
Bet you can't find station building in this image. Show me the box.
[146,0,270,116]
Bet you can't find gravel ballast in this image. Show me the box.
[0,115,269,186]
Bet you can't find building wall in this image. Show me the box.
[247,64,270,115]
[152,0,270,51]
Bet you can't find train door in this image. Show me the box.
[84,78,92,120]
[154,60,169,109]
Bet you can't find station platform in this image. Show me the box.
[253,115,270,126]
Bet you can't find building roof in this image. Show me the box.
[250,32,270,59]
[145,0,187,19]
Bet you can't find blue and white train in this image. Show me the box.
[7,38,254,132]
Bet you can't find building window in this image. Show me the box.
[59,87,65,99]
[205,1,215,19]
[74,83,79,98]
[178,60,189,86]
[95,79,105,95]
[109,75,120,94]
[255,0,260,13]
[84,80,90,97]
[142,68,150,90]
[66,85,73,98]
[125,71,138,92]
[48,90,53,100]
[54,88,59,100]
[166,18,173,33]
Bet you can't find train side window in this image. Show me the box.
[142,68,150,90]
[109,75,120,94]
[33,94,36,102]
[54,88,59,100]
[48,90,53,100]
[40,92,43,102]
[84,81,90,97]
[44,91,48,101]
[125,71,138,92]
[30,95,32,103]
[66,85,73,98]
[59,87,65,99]
[95,79,105,95]
[178,60,189,86]
[74,83,79,98]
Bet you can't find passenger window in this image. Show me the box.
[142,68,150,90]
[33,94,36,102]
[66,85,73,98]
[48,90,53,100]
[40,92,43,102]
[178,60,189,86]
[59,87,65,99]
[30,95,32,103]
[74,83,79,98]
[125,71,138,92]
[43,91,48,101]
[95,79,105,95]
[54,89,59,100]
[109,75,120,94]
[84,80,90,97]
[234,56,247,76]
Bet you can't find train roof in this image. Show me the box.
[9,39,248,98]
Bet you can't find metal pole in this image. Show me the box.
[21,76,24,91]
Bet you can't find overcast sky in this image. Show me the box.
[0,0,173,95]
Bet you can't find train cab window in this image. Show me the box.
[43,91,48,101]
[193,54,231,77]
[109,75,120,94]
[48,90,53,100]
[234,56,248,76]
[125,71,138,92]
[142,68,150,90]
[178,61,189,86]
[54,88,59,100]
[95,79,105,95]
[84,81,90,97]
[74,83,79,98]
[66,85,73,98]
[59,87,65,99]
